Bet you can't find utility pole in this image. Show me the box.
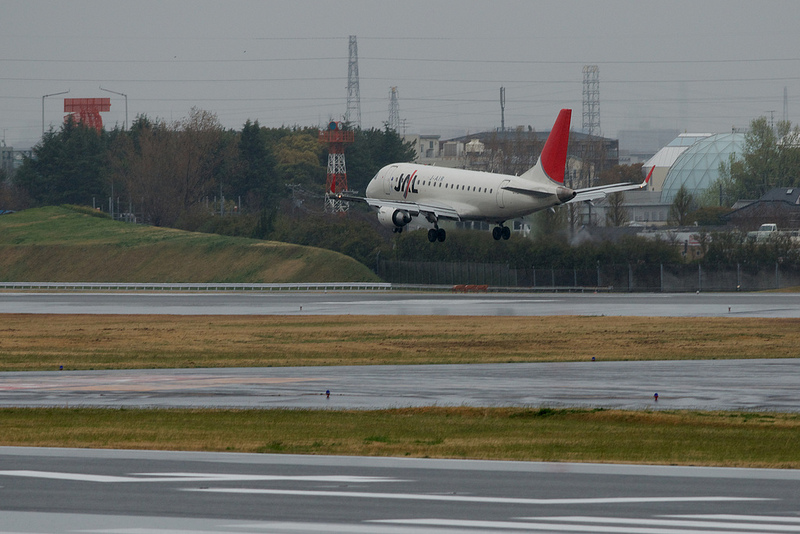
[100,86,128,130]
[42,89,70,135]
[784,87,789,124]
[500,87,506,131]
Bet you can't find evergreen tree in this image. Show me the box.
[230,120,280,210]
[345,127,416,195]
[14,117,110,206]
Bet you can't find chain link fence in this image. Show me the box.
[377,260,800,292]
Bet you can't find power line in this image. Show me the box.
[3,56,800,66]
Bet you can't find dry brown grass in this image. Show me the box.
[0,314,797,371]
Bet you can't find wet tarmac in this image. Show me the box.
[2,290,800,317]
[1,358,797,412]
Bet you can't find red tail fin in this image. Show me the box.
[540,109,571,184]
[645,165,655,185]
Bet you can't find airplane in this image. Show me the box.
[339,109,653,242]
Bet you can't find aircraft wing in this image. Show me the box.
[337,194,462,221]
[570,166,654,203]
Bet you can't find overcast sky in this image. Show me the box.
[2,0,800,148]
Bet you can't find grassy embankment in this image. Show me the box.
[0,206,378,283]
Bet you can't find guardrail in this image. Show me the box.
[0,282,393,292]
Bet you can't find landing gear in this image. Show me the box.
[392,227,403,233]
[428,227,446,242]
[492,225,511,241]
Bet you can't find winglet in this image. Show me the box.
[540,109,572,184]
[642,165,655,188]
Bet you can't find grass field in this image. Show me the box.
[0,314,797,371]
[1,407,798,468]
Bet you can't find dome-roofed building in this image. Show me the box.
[660,132,745,204]
[643,133,712,192]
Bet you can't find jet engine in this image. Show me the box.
[556,186,577,203]
[377,206,412,229]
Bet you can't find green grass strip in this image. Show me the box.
[2,407,799,468]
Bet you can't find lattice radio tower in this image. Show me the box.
[320,121,355,213]
[345,35,361,128]
[582,65,600,135]
[388,87,400,131]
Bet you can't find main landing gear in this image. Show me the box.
[428,227,446,242]
[492,225,511,241]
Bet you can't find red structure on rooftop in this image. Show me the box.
[64,98,111,131]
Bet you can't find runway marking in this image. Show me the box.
[534,515,800,531]
[184,487,769,506]
[0,470,400,484]
[371,517,796,533]
[0,376,324,392]
[668,515,800,524]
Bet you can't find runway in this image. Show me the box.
[1,447,799,533]
[1,358,799,411]
[3,290,800,317]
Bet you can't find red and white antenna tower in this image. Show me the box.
[319,121,355,212]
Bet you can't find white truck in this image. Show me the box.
[747,223,778,242]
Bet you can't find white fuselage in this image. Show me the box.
[365,162,564,224]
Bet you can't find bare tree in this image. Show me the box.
[485,129,541,176]
[605,191,629,227]
[112,109,235,226]
[668,185,696,227]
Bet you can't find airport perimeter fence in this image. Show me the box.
[377,260,800,292]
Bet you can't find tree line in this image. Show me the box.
[4,111,800,272]
[8,108,415,223]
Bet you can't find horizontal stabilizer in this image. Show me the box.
[571,165,653,203]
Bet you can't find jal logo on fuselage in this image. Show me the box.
[393,170,418,199]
